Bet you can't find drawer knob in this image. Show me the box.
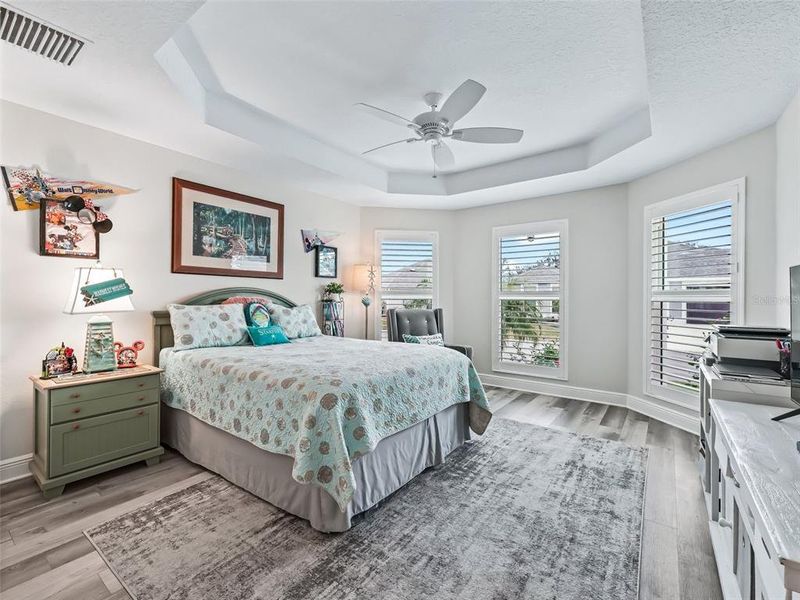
[72,424,80,430]
[69,393,81,399]
[137,410,145,416]
[137,383,145,388]
[71,407,81,414]
[137,396,145,401]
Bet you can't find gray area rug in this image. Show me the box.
[86,418,648,600]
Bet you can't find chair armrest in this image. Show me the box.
[445,344,473,360]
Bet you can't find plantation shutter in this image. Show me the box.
[648,199,736,395]
[493,221,566,377]
[377,235,437,339]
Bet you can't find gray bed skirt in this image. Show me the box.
[162,402,471,532]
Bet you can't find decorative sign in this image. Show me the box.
[2,165,137,211]
[80,277,133,307]
[301,229,340,253]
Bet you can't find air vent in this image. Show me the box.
[0,2,88,66]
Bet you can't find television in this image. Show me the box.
[792,265,800,405]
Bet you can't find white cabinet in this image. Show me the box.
[698,376,800,600]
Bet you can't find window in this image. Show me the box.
[645,179,745,405]
[375,231,438,340]
[492,220,568,379]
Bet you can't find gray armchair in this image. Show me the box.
[386,308,473,360]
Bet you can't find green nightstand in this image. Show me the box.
[29,365,164,498]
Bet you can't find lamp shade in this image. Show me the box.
[63,264,135,314]
[351,263,376,295]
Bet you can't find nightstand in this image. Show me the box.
[29,365,164,498]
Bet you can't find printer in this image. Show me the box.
[708,325,789,367]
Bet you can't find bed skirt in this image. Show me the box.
[161,402,471,532]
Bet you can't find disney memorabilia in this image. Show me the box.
[113,340,145,368]
[40,198,99,259]
[41,342,78,379]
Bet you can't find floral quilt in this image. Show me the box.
[160,336,492,510]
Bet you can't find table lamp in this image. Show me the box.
[63,262,134,373]
[352,263,376,339]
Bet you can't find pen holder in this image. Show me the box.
[779,351,791,379]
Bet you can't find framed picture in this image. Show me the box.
[315,245,337,278]
[39,198,99,259]
[172,178,284,279]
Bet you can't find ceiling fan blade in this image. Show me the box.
[438,79,486,124]
[362,137,419,155]
[354,103,416,128]
[451,127,524,144]
[432,141,455,169]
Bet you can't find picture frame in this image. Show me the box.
[172,178,284,279]
[315,245,338,278]
[39,198,100,259]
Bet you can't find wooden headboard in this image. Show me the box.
[151,287,297,366]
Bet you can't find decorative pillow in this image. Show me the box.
[403,333,445,346]
[221,296,273,306]
[168,304,249,351]
[267,304,321,339]
[244,302,271,327]
[248,325,290,346]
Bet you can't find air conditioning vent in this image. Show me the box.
[0,2,88,66]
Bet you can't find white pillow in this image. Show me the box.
[403,333,445,346]
[268,304,321,339]
[168,304,249,351]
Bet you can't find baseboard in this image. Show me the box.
[625,395,697,434]
[480,372,697,434]
[480,373,628,407]
[0,453,32,485]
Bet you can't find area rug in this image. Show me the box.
[85,418,648,600]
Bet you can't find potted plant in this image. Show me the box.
[322,281,344,302]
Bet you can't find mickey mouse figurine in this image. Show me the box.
[113,340,145,368]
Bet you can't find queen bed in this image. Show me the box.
[153,288,491,532]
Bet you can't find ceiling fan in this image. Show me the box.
[355,79,524,175]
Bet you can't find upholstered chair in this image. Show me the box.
[386,308,473,360]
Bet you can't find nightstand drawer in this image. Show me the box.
[49,405,159,477]
[50,375,160,406]
[51,388,159,425]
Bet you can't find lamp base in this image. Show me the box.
[83,315,118,373]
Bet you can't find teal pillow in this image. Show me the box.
[247,325,289,346]
[402,333,445,346]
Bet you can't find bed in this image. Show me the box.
[152,287,492,532]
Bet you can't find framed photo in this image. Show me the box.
[315,245,337,278]
[172,178,284,279]
[39,198,99,259]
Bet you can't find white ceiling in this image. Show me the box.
[1,0,798,209]
[189,1,649,173]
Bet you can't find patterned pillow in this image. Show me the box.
[168,304,249,351]
[267,304,321,339]
[244,302,271,327]
[403,333,445,346]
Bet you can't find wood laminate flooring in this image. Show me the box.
[0,388,722,600]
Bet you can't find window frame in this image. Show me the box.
[491,219,569,380]
[643,178,746,408]
[374,230,440,340]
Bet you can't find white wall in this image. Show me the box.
[0,101,362,464]
[626,126,778,406]
[775,90,800,326]
[452,185,630,393]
